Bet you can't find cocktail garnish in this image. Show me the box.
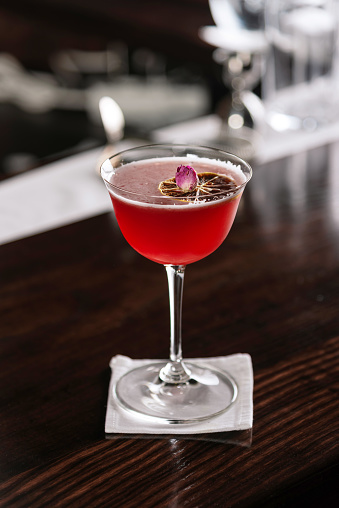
[159,171,238,202]
[175,165,199,191]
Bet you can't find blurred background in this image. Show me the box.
[0,0,223,178]
[1,0,339,178]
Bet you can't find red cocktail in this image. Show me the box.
[101,144,252,423]
[105,157,245,265]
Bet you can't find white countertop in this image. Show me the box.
[0,146,113,246]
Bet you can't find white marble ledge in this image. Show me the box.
[0,146,114,246]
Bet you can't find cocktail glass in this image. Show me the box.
[101,144,252,423]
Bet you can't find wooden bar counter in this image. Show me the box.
[0,144,338,507]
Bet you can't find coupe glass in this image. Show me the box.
[101,144,252,423]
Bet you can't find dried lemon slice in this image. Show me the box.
[159,172,238,202]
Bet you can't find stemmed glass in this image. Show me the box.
[199,0,267,159]
[101,144,252,423]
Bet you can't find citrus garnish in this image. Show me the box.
[159,170,238,202]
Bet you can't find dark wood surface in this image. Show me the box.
[0,144,338,507]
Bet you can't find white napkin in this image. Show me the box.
[105,354,253,435]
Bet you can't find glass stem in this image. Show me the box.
[159,265,191,384]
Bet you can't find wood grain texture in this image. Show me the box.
[0,146,338,507]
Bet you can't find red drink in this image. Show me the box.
[107,157,245,265]
[101,146,252,423]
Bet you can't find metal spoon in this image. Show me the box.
[99,96,125,143]
[96,96,125,174]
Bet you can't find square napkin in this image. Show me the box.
[105,354,253,435]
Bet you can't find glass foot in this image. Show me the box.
[114,362,238,424]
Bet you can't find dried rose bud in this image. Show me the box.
[175,165,199,191]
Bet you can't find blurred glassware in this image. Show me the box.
[0,53,86,113]
[0,50,210,134]
[49,44,129,87]
[263,0,339,132]
[199,0,268,159]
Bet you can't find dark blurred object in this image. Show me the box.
[0,103,104,179]
[49,45,129,88]
[0,0,215,72]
